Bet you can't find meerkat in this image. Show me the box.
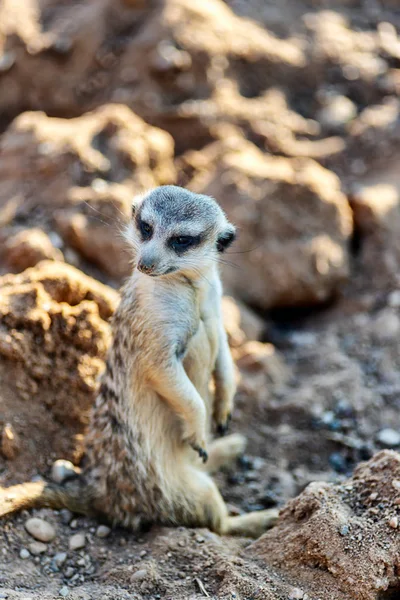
[0,186,278,537]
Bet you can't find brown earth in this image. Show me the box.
[0,261,118,484]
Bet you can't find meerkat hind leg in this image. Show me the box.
[204,433,247,473]
[222,509,279,537]
[178,469,277,538]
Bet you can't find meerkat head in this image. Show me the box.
[125,185,236,278]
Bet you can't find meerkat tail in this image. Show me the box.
[0,480,93,517]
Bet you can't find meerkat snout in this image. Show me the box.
[126,186,236,278]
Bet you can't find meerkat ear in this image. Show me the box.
[216,223,236,253]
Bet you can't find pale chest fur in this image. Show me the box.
[183,298,220,408]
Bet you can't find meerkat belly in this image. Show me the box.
[183,316,219,408]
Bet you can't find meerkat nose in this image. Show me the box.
[137,259,156,275]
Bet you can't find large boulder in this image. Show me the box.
[186,133,353,309]
[0,104,176,280]
[0,261,118,483]
[249,450,400,600]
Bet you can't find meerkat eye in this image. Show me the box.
[169,235,199,252]
[138,220,153,240]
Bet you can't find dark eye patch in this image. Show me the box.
[168,234,201,253]
[137,217,153,240]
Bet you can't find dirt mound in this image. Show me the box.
[0,261,118,484]
[185,132,353,309]
[250,450,400,600]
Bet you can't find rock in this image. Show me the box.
[131,569,148,582]
[377,428,400,448]
[51,460,79,484]
[236,341,289,386]
[53,552,68,568]
[59,587,69,598]
[96,525,111,538]
[19,548,30,559]
[60,510,73,525]
[28,542,47,555]
[222,296,265,348]
[187,134,352,310]
[69,533,86,551]
[0,0,304,152]
[0,261,118,483]
[25,518,56,543]
[350,182,400,290]
[371,309,400,342]
[2,229,64,273]
[389,515,398,529]
[0,423,20,460]
[248,451,400,600]
[317,95,357,131]
[0,105,176,281]
[388,290,400,308]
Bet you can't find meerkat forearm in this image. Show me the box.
[213,325,237,432]
[148,359,208,460]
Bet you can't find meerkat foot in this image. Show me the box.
[222,508,279,538]
[205,433,247,473]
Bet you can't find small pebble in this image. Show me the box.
[64,567,75,579]
[392,479,400,490]
[19,548,30,559]
[388,289,400,307]
[317,95,357,130]
[289,589,304,599]
[139,550,147,557]
[25,518,56,543]
[340,524,350,536]
[329,452,347,474]
[377,428,400,447]
[59,586,69,598]
[51,460,77,484]
[60,509,73,525]
[196,536,205,543]
[369,492,379,501]
[52,552,67,571]
[131,568,147,581]
[69,533,86,551]
[96,525,111,538]
[29,542,47,555]
[53,552,67,568]
[237,455,253,470]
[259,490,278,508]
[389,516,398,529]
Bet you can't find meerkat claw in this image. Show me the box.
[217,413,231,437]
[191,444,208,463]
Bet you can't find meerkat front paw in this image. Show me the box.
[182,422,208,463]
[216,412,231,436]
[213,396,233,436]
[190,442,208,463]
